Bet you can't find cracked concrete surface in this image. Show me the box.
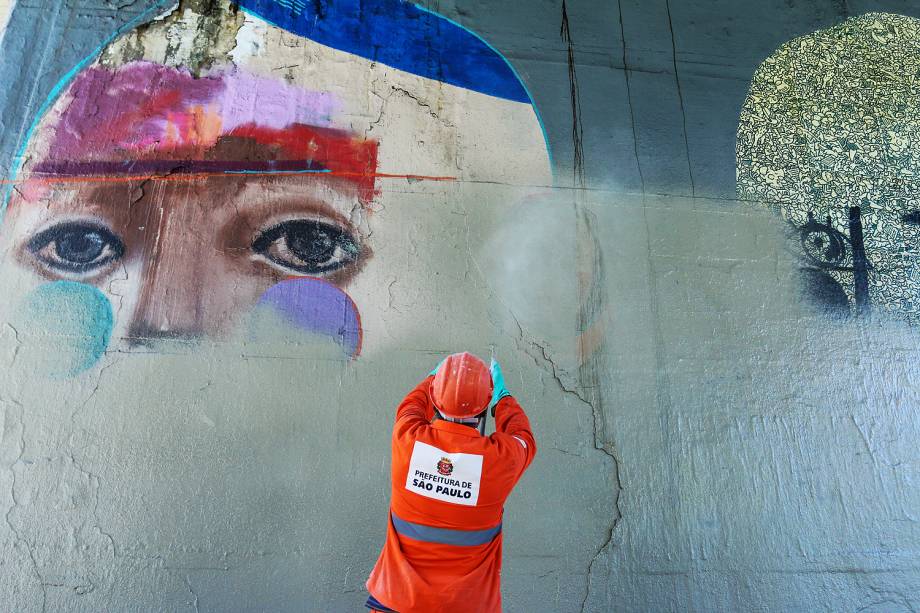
[101,0,245,73]
[1,0,920,612]
[2,397,47,613]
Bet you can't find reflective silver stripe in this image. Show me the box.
[391,513,501,546]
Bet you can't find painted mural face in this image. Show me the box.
[737,12,920,320]
[0,0,551,374]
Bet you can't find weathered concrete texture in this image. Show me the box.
[584,193,920,611]
[99,1,246,74]
[1,1,920,612]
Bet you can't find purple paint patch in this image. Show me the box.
[256,278,362,357]
[49,62,222,159]
[218,71,339,133]
[33,158,329,176]
[41,61,339,162]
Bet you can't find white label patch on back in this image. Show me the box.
[405,441,483,506]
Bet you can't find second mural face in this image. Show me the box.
[738,12,920,321]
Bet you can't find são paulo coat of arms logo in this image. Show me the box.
[437,457,454,476]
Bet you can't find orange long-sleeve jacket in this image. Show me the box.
[366,375,537,612]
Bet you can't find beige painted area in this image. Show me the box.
[0,0,13,42]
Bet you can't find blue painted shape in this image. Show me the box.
[412,3,553,169]
[224,168,332,175]
[234,0,532,104]
[21,281,114,377]
[255,278,362,357]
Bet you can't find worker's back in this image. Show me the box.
[366,359,536,613]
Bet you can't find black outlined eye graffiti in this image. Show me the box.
[26,221,125,276]
[786,207,874,315]
[798,212,852,270]
[252,219,360,276]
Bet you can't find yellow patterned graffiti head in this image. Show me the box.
[738,13,920,319]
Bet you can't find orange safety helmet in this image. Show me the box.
[430,352,493,419]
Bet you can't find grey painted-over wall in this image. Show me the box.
[1,1,920,611]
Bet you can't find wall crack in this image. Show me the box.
[664,0,696,196]
[510,317,623,613]
[3,399,47,612]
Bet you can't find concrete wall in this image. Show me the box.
[1,1,919,611]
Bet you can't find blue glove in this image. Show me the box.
[488,358,511,414]
[429,358,445,377]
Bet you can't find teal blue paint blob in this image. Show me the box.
[19,281,114,378]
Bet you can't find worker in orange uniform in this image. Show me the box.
[365,352,537,613]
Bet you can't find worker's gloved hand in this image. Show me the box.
[488,358,511,415]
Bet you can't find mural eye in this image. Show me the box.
[26,222,125,276]
[252,220,360,276]
[798,214,850,269]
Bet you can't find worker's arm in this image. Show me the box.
[393,376,436,440]
[488,360,536,475]
[492,394,537,473]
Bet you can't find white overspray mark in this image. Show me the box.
[0,0,16,46]
[230,14,268,64]
[153,1,181,22]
